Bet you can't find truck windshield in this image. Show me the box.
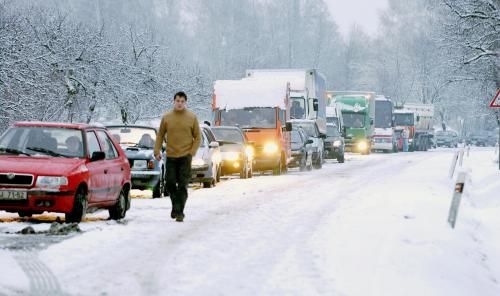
[290,97,306,119]
[343,113,365,128]
[394,114,414,126]
[375,101,393,128]
[220,108,276,129]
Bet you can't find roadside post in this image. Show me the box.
[458,148,464,167]
[449,151,459,178]
[489,89,500,170]
[448,171,467,229]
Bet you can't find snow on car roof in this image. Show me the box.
[214,79,289,110]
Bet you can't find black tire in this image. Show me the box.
[299,155,307,171]
[216,165,221,183]
[313,152,323,169]
[109,187,128,220]
[152,180,162,198]
[307,153,313,171]
[66,187,88,223]
[18,211,32,218]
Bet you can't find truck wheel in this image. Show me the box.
[66,187,88,223]
[272,159,282,175]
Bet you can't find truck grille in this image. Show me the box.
[0,173,34,187]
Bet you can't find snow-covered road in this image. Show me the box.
[1,148,499,296]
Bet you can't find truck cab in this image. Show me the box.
[328,91,375,155]
[212,79,291,175]
[373,96,396,153]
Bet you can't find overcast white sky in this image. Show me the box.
[325,0,388,37]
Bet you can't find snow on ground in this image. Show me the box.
[0,147,498,296]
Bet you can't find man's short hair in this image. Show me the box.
[174,91,187,101]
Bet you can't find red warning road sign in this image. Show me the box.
[490,89,500,108]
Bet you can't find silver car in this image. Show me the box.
[191,125,222,188]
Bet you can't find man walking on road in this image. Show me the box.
[154,91,201,222]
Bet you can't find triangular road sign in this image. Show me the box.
[490,89,500,108]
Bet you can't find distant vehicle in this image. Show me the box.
[372,96,397,153]
[324,123,345,163]
[212,78,292,175]
[290,119,326,169]
[211,126,254,179]
[289,128,314,171]
[328,91,375,155]
[0,122,131,222]
[394,103,434,151]
[191,125,221,188]
[107,125,166,198]
[470,132,488,147]
[245,69,328,135]
[326,102,344,131]
[435,130,459,148]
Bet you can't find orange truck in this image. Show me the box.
[212,79,292,175]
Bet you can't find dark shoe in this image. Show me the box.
[175,213,184,222]
[170,210,177,219]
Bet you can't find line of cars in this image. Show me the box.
[0,119,267,222]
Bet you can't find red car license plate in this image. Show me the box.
[0,190,28,200]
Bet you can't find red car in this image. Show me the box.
[0,122,131,222]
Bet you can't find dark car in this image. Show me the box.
[211,126,253,179]
[436,130,458,148]
[107,125,166,198]
[290,119,326,169]
[289,128,313,171]
[324,124,345,163]
[0,122,131,222]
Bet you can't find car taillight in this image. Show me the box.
[147,160,155,169]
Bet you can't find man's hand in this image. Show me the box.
[155,153,162,161]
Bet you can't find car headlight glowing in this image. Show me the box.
[192,158,205,166]
[36,176,68,187]
[223,152,240,161]
[245,146,254,159]
[333,140,342,147]
[263,142,279,154]
[357,141,368,151]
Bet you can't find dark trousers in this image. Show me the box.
[166,155,192,215]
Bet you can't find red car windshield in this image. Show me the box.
[0,126,85,158]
